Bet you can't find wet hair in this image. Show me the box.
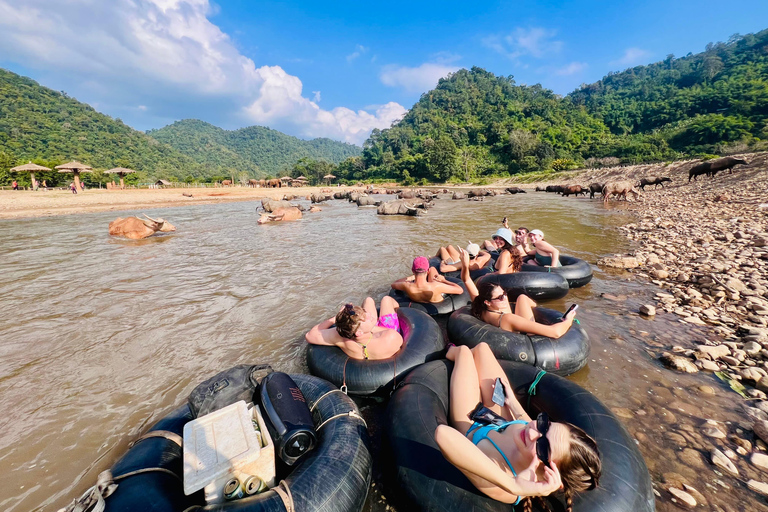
[471,281,502,319]
[496,240,522,273]
[517,227,529,234]
[335,304,365,339]
[522,423,601,512]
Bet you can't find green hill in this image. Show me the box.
[349,28,768,183]
[148,120,362,176]
[0,68,209,185]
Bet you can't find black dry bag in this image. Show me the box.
[187,364,273,418]
[258,372,317,466]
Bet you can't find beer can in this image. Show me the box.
[243,475,268,495]
[224,478,244,500]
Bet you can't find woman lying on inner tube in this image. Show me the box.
[305,296,403,360]
[527,229,560,267]
[458,247,577,338]
[391,256,464,303]
[435,342,601,510]
[435,243,493,274]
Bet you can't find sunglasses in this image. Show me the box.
[490,291,507,302]
[535,412,551,468]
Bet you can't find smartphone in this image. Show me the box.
[562,304,579,319]
[492,378,506,406]
[469,403,508,427]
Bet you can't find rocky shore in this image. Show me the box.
[544,152,768,508]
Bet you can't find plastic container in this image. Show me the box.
[182,401,275,503]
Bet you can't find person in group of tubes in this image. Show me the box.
[457,247,577,338]
[305,296,403,360]
[391,256,464,303]
[435,242,493,274]
[435,341,601,511]
[527,230,560,268]
[483,218,560,268]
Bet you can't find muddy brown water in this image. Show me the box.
[0,193,762,511]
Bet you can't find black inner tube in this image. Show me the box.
[307,307,445,396]
[475,271,570,302]
[388,276,471,315]
[386,360,654,512]
[520,255,593,288]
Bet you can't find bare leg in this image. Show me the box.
[446,245,461,263]
[471,343,514,420]
[379,295,398,317]
[446,345,481,434]
[438,246,452,261]
[362,296,377,321]
[513,294,536,321]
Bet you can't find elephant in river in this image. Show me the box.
[109,214,176,239]
[258,207,302,224]
[261,199,294,212]
[377,199,431,216]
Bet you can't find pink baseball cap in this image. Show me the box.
[412,256,429,273]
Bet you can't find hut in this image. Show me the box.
[11,162,51,190]
[105,167,136,189]
[155,179,172,188]
[323,173,337,185]
[55,161,93,191]
[293,176,308,187]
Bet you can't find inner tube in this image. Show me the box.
[386,360,654,512]
[427,256,494,282]
[476,271,569,301]
[307,307,444,396]
[104,373,372,512]
[521,255,593,288]
[446,306,589,375]
[388,276,471,315]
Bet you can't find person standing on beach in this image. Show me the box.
[12,180,18,190]
[70,182,77,194]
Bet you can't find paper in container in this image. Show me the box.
[182,401,276,504]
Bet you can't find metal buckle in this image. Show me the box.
[340,384,348,395]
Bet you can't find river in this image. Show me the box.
[0,193,759,511]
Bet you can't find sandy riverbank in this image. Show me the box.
[0,185,369,220]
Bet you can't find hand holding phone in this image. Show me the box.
[492,377,506,406]
[562,304,579,320]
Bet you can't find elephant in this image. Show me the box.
[267,178,282,188]
[356,195,381,207]
[452,192,465,200]
[311,193,332,203]
[589,183,605,199]
[258,179,267,187]
[261,199,294,212]
[108,214,176,239]
[221,180,232,187]
[333,191,348,200]
[248,179,259,187]
[602,181,640,203]
[638,176,671,190]
[377,199,431,216]
[258,207,302,224]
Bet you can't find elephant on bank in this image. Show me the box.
[267,179,282,188]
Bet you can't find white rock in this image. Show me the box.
[751,452,768,472]
[711,448,739,475]
[668,487,696,508]
[640,304,656,316]
[747,479,768,496]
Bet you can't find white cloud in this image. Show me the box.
[555,62,587,76]
[0,0,402,144]
[312,91,321,102]
[380,63,459,93]
[346,44,368,63]
[611,47,651,67]
[483,27,563,60]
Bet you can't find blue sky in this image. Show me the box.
[1,0,767,144]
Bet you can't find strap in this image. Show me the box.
[129,430,183,448]
[316,410,366,431]
[273,480,295,512]
[340,357,350,394]
[527,370,547,408]
[309,389,346,413]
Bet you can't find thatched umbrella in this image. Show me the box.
[323,173,336,185]
[55,161,93,190]
[105,167,136,189]
[11,162,51,190]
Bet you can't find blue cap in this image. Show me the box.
[492,228,514,245]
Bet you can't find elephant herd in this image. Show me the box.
[247,179,283,188]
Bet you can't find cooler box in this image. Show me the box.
[182,401,276,503]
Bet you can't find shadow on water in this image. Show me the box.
[0,193,759,511]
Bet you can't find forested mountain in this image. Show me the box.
[148,120,361,175]
[338,28,768,183]
[0,68,210,185]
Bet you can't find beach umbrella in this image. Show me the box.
[55,161,93,190]
[104,167,136,189]
[280,176,292,181]
[295,176,308,181]
[10,162,51,189]
[323,174,336,184]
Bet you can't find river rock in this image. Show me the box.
[640,304,657,316]
[598,255,639,269]
[698,360,720,371]
[711,448,738,475]
[726,278,747,292]
[678,448,706,469]
[660,353,698,373]
[741,367,764,384]
[753,419,768,444]
[745,341,762,355]
[747,479,768,496]
[698,385,716,394]
[651,269,670,280]
[668,487,696,508]
[751,452,768,471]
[701,421,726,439]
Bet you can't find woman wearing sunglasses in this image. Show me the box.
[435,342,601,510]
[305,297,403,360]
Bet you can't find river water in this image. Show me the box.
[0,193,761,511]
